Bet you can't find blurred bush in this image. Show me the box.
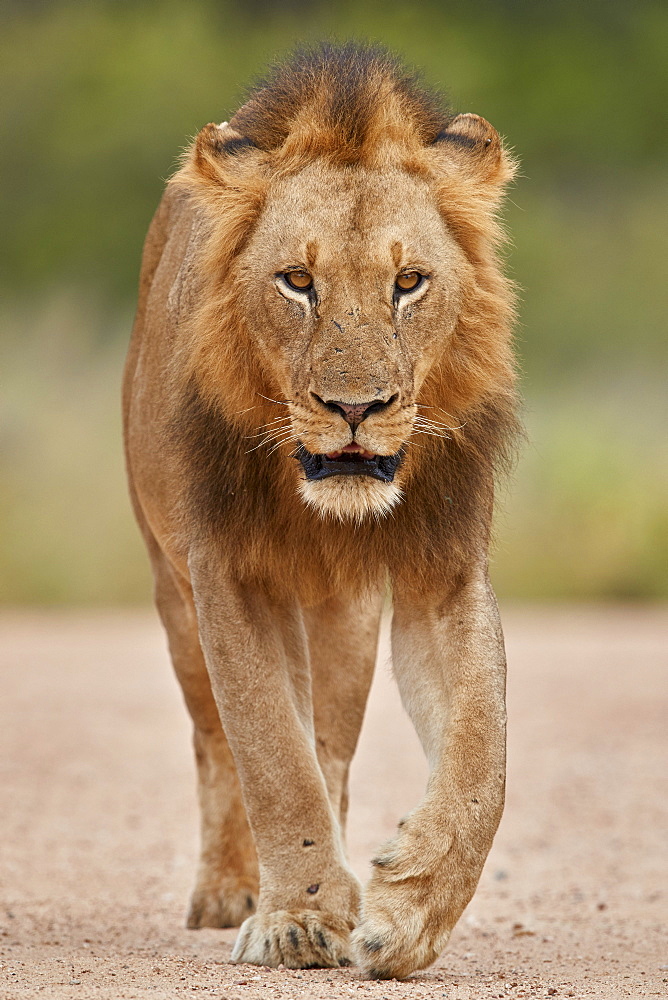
[1,0,666,602]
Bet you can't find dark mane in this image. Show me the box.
[229,42,454,155]
[166,41,520,600]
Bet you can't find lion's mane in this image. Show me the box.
[163,43,519,603]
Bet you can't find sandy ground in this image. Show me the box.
[0,606,666,1000]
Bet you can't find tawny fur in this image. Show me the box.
[123,43,519,979]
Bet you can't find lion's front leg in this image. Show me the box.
[190,557,360,969]
[352,568,507,979]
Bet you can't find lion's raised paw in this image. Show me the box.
[187,880,257,929]
[351,848,453,979]
[352,913,445,980]
[231,910,354,969]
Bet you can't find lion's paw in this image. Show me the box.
[352,905,447,980]
[351,829,470,979]
[187,880,258,929]
[231,910,354,969]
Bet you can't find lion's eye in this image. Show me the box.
[284,269,313,292]
[395,271,423,293]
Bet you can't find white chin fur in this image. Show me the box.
[298,476,403,522]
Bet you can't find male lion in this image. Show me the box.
[123,43,519,979]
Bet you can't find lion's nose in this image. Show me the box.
[311,394,398,431]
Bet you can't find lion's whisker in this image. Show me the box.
[257,392,292,406]
[412,428,452,441]
[267,434,299,456]
[414,405,466,432]
[414,416,466,433]
[244,427,295,454]
[246,418,292,439]
[244,440,272,455]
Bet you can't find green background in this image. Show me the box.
[1,0,666,603]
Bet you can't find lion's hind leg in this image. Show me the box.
[186,725,259,929]
[304,590,383,836]
[152,549,259,928]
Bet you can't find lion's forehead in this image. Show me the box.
[254,165,450,269]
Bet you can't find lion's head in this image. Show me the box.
[171,44,517,523]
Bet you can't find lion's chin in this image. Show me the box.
[298,476,403,523]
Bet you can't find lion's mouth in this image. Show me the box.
[296,442,402,483]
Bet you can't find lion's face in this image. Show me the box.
[175,100,516,528]
[239,162,470,520]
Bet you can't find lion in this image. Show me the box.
[123,43,519,979]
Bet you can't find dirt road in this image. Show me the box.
[1,607,666,999]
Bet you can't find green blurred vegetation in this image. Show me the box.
[1,0,666,603]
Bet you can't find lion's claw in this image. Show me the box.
[232,910,354,969]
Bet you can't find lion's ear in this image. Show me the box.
[190,122,261,185]
[432,113,516,189]
[171,121,266,239]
